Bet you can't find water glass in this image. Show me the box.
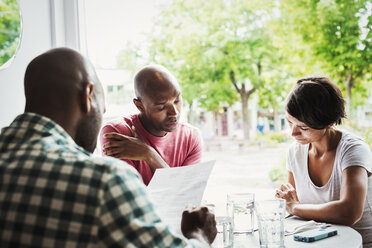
[215,216,234,247]
[202,202,233,247]
[255,199,286,248]
[227,193,255,234]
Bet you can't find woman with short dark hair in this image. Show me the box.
[276,76,372,247]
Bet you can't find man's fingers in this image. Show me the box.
[103,141,122,149]
[183,206,208,219]
[181,206,217,244]
[200,206,209,213]
[103,132,127,140]
[182,209,190,218]
[104,148,119,156]
[182,209,202,226]
[106,152,120,158]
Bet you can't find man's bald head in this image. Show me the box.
[132,65,182,137]
[23,47,105,152]
[24,47,102,114]
[134,65,180,100]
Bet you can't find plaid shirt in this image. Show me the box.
[0,113,203,248]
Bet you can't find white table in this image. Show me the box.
[283,217,362,248]
[213,216,362,248]
[207,188,363,248]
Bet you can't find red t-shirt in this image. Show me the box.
[100,114,203,185]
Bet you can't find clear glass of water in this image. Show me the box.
[214,216,234,247]
[255,199,286,248]
[226,193,255,234]
[202,202,233,247]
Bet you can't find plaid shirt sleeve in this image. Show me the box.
[97,161,204,248]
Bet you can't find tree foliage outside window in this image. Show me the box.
[277,0,372,117]
[0,0,21,68]
[116,0,371,139]
[118,0,288,139]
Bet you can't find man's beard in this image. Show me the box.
[74,110,101,153]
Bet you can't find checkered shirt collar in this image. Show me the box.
[0,112,86,154]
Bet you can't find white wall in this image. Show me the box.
[0,0,81,129]
[0,0,52,128]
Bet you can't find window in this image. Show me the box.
[81,0,289,204]
[0,0,21,69]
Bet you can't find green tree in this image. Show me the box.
[147,0,280,139]
[0,0,21,67]
[277,0,372,117]
[256,71,293,112]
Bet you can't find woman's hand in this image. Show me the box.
[275,183,300,214]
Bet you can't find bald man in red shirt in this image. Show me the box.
[100,65,202,185]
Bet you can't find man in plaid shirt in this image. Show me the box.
[0,48,216,247]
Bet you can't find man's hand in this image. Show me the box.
[275,183,300,214]
[103,127,149,161]
[181,206,217,245]
[103,127,169,172]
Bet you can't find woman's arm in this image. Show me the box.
[277,166,368,226]
[288,171,295,189]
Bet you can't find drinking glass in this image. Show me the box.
[226,193,255,234]
[214,216,234,247]
[255,199,286,248]
[202,202,233,248]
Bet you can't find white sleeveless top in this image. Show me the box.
[287,131,372,247]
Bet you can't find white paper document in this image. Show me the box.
[147,160,215,231]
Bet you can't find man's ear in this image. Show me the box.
[133,98,144,113]
[82,82,95,114]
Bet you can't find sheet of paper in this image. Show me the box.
[147,160,215,232]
